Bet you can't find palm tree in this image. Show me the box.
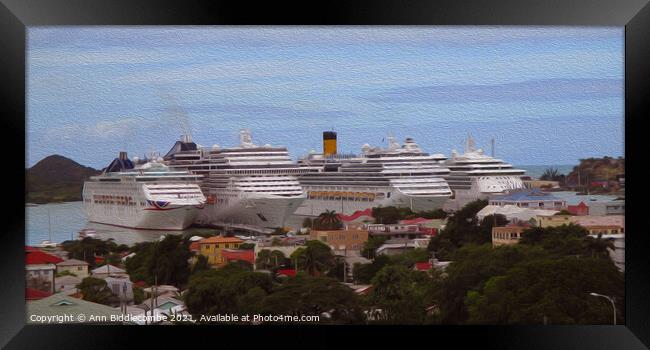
[316,210,341,230]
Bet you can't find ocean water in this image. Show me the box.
[25,202,216,246]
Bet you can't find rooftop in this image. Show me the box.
[27,293,122,323]
[491,189,562,202]
[91,264,126,274]
[56,258,89,267]
[199,236,244,244]
[26,249,64,265]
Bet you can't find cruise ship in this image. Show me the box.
[82,152,206,230]
[444,135,526,209]
[164,131,306,230]
[293,132,453,217]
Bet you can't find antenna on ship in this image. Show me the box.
[491,138,495,158]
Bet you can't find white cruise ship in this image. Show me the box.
[444,135,526,209]
[82,152,205,230]
[293,133,453,217]
[164,131,307,230]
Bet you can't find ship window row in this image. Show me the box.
[92,194,137,206]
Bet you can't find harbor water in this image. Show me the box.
[26,191,620,247]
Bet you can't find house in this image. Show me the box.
[309,229,369,253]
[587,200,625,216]
[54,275,82,293]
[26,247,63,294]
[478,205,557,223]
[56,258,89,279]
[567,202,590,216]
[534,214,574,228]
[376,239,420,256]
[221,249,255,265]
[27,293,123,324]
[104,276,135,304]
[366,223,433,239]
[26,288,52,301]
[91,264,128,279]
[198,236,244,266]
[570,215,624,234]
[489,189,566,210]
[491,223,531,247]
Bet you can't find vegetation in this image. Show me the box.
[259,275,365,324]
[77,277,116,305]
[312,210,343,230]
[124,235,192,287]
[61,237,127,268]
[290,240,336,276]
[372,206,414,224]
[26,155,101,203]
[255,249,288,270]
[540,167,566,184]
[360,236,389,259]
[565,156,624,193]
[185,264,274,318]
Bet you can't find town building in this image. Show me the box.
[27,293,123,324]
[221,249,255,266]
[198,236,244,266]
[587,200,625,216]
[523,179,560,189]
[54,275,82,294]
[491,223,531,247]
[567,202,590,216]
[375,238,429,256]
[105,276,135,305]
[56,258,89,279]
[570,215,624,234]
[533,214,574,228]
[309,229,369,252]
[478,205,557,223]
[91,264,128,279]
[489,189,566,210]
[366,223,435,240]
[26,247,63,294]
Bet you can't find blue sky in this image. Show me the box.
[27,27,624,169]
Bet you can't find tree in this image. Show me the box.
[77,277,116,305]
[124,235,192,287]
[368,265,430,324]
[60,237,120,268]
[361,236,389,259]
[259,275,364,324]
[419,208,448,219]
[314,210,343,230]
[372,206,413,224]
[256,249,287,270]
[477,214,509,244]
[192,255,210,274]
[185,265,273,318]
[428,199,489,260]
[291,240,335,276]
[353,255,391,284]
[465,257,624,324]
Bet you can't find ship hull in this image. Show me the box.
[196,191,306,229]
[84,204,201,230]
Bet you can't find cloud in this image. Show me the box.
[45,118,141,140]
[367,78,623,104]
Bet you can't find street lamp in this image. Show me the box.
[589,292,617,325]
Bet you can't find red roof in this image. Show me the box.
[189,241,201,252]
[399,217,430,225]
[414,262,433,271]
[222,249,255,264]
[25,249,63,265]
[277,269,296,277]
[95,256,105,264]
[134,280,147,288]
[567,202,589,215]
[26,288,52,300]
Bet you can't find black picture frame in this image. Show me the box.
[1,0,649,348]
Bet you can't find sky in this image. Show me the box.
[27,27,624,169]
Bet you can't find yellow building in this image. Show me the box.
[534,214,573,228]
[309,229,369,252]
[56,259,89,279]
[491,226,528,247]
[199,236,244,266]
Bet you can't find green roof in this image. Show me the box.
[26,293,122,324]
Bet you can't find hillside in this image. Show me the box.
[26,155,101,203]
[565,156,624,194]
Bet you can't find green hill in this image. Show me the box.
[565,156,624,194]
[26,155,101,204]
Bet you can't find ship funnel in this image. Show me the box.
[119,151,128,160]
[323,131,337,156]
